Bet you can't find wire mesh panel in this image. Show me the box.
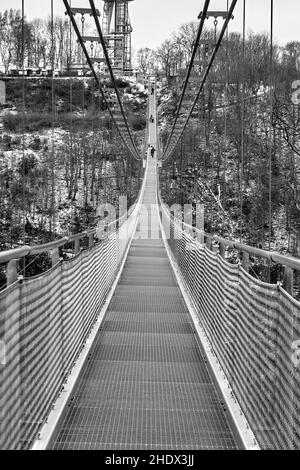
[0,284,22,449]
[0,216,136,450]
[61,254,85,374]
[234,269,280,448]
[19,265,64,449]
[163,209,300,450]
[275,287,300,449]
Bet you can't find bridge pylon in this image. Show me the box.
[102,0,134,75]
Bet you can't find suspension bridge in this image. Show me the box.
[0,0,300,451]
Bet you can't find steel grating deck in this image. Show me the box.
[49,91,240,451]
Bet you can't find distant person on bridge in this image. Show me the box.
[150,114,154,123]
[151,87,154,94]
[150,146,156,158]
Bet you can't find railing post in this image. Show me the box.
[196,203,205,233]
[51,248,60,266]
[196,230,205,245]
[97,229,104,242]
[219,242,226,258]
[170,211,174,242]
[212,243,219,254]
[88,233,94,248]
[283,266,294,296]
[74,239,80,255]
[206,236,213,251]
[185,224,192,236]
[242,251,250,272]
[7,259,18,286]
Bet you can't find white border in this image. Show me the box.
[156,189,260,451]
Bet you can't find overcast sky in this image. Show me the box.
[1,0,299,50]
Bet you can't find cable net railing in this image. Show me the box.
[0,180,145,449]
[160,202,300,450]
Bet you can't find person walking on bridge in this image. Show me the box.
[150,145,156,158]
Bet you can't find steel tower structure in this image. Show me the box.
[102,0,134,74]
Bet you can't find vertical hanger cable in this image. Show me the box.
[239,0,246,245]
[51,0,55,239]
[268,0,274,280]
[21,0,26,274]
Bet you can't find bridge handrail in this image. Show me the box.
[0,186,140,267]
[0,158,144,289]
[161,200,300,270]
[0,232,96,264]
[159,198,297,294]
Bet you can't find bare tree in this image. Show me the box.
[30,19,48,68]
[155,39,178,80]
[173,21,198,66]
[136,47,155,74]
[0,10,23,72]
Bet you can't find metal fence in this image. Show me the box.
[161,203,300,450]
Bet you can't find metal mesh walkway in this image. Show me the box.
[49,148,240,450]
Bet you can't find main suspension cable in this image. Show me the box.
[162,0,211,156]
[162,0,237,162]
[63,0,140,161]
[89,0,140,160]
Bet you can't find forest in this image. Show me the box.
[137,24,300,278]
[0,75,145,286]
[1,9,300,292]
[0,8,98,73]
[137,22,300,286]
[0,11,148,289]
